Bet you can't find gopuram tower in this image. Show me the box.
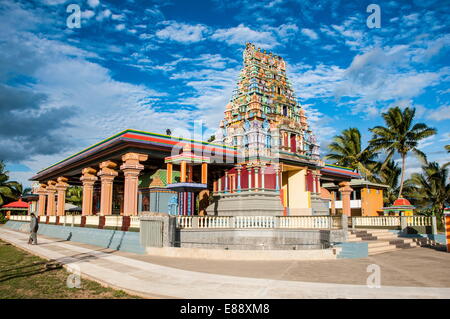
[208,43,328,216]
[216,42,320,163]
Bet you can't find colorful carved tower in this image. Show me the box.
[207,43,329,217]
[217,42,320,164]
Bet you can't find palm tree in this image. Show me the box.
[66,186,82,207]
[21,186,32,197]
[325,128,378,179]
[446,144,450,152]
[0,160,22,205]
[404,161,449,218]
[375,160,401,205]
[369,107,436,197]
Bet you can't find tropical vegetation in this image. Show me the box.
[66,186,83,207]
[0,160,22,206]
[403,161,449,217]
[369,107,436,197]
[324,127,377,179]
[326,106,448,218]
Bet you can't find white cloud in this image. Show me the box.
[301,28,318,40]
[156,21,209,43]
[82,10,95,20]
[211,24,278,49]
[170,65,240,128]
[333,46,445,111]
[111,14,125,21]
[87,0,100,8]
[274,23,298,40]
[417,135,436,149]
[301,104,336,146]
[288,63,345,100]
[426,105,450,121]
[115,24,125,31]
[439,132,450,142]
[96,9,111,21]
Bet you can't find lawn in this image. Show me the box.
[0,239,140,299]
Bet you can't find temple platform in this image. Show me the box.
[206,191,284,216]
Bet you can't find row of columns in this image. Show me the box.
[36,152,148,217]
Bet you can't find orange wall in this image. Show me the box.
[361,188,384,216]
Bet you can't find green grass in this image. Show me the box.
[0,239,140,299]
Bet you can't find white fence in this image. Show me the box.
[8,214,433,230]
[352,216,432,227]
[8,215,31,222]
[8,214,139,230]
[406,216,432,226]
[177,216,340,229]
[278,216,332,229]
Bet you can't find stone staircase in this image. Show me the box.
[347,229,433,255]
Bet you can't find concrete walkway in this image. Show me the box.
[1,227,449,299]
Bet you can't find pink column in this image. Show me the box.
[46,180,57,216]
[36,184,47,216]
[120,153,148,216]
[339,181,353,216]
[98,161,118,216]
[80,167,98,216]
[55,177,69,216]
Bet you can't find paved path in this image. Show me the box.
[1,227,449,299]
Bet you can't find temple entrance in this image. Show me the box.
[281,165,311,216]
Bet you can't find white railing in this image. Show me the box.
[353,216,432,227]
[406,216,432,226]
[198,216,230,228]
[279,216,330,229]
[177,216,335,229]
[7,214,146,230]
[235,216,275,228]
[9,215,31,222]
[177,216,193,228]
[130,216,140,228]
[353,216,401,227]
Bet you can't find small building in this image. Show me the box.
[382,197,415,216]
[321,178,388,216]
[1,198,29,218]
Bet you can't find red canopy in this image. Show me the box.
[393,197,412,206]
[2,198,29,209]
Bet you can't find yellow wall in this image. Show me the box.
[361,188,384,216]
[285,169,310,215]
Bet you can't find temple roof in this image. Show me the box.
[31,129,238,182]
[321,165,361,180]
[1,198,28,210]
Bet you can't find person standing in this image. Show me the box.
[28,213,39,245]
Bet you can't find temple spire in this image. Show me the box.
[219,43,320,162]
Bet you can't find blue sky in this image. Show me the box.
[1,0,449,187]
